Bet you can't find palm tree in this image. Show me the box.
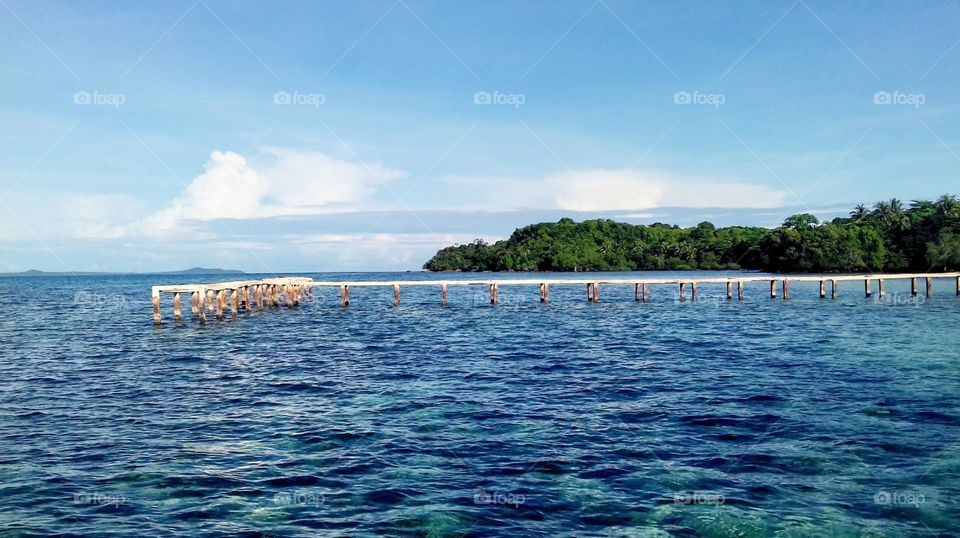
[934,194,959,217]
[873,201,891,221]
[850,204,868,221]
[889,198,904,213]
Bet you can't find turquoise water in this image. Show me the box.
[1,271,958,537]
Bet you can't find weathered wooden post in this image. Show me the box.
[642,283,649,303]
[782,279,789,300]
[770,280,777,299]
[635,283,641,301]
[173,292,182,321]
[490,283,499,305]
[911,278,918,296]
[864,279,872,298]
[586,283,593,302]
[878,279,886,298]
[207,290,215,313]
[926,277,933,298]
[441,283,448,305]
[593,282,599,303]
[216,290,225,319]
[191,291,199,317]
[540,283,549,303]
[393,284,400,306]
[737,281,744,300]
[831,280,838,299]
[726,282,733,300]
[152,289,161,325]
[230,289,238,315]
[243,286,251,310]
[340,285,349,307]
[197,290,206,322]
[691,282,698,301]
[679,282,686,301]
[819,280,826,298]
[956,275,960,296]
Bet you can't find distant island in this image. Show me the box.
[424,196,960,273]
[0,267,244,277]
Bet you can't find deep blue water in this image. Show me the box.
[1,271,959,537]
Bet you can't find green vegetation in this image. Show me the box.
[423,196,960,273]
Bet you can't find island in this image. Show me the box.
[423,196,960,273]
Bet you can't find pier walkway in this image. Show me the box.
[151,273,960,324]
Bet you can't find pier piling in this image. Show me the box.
[927,277,933,298]
[340,285,349,307]
[490,283,499,305]
[770,280,777,299]
[819,280,825,298]
[783,280,789,300]
[864,279,872,298]
[679,282,686,301]
[152,291,161,324]
[541,283,549,303]
[738,281,744,300]
[831,280,838,299]
[442,283,448,305]
[691,282,698,301]
[393,284,400,306]
[912,278,918,296]
[726,282,733,300]
[190,291,199,317]
[173,292,182,321]
[879,279,886,298]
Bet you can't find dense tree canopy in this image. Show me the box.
[423,196,960,273]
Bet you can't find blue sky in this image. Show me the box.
[1,0,959,272]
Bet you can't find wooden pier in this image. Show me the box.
[151,273,960,324]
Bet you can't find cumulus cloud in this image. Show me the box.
[129,149,406,236]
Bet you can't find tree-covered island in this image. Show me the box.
[423,196,960,273]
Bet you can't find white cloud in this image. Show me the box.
[129,149,406,236]
[438,169,789,211]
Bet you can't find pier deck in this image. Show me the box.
[150,273,960,324]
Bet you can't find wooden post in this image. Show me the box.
[586,283,593,302]
[173,292,182,321]
[819,280,825,298]
[635,283,641,301]
[770,280,777,299]
[679,282,685,301]
[956,275,960,296]
[540,283,549,303]
[243,286,251,310]
[197,290,206,322]
[216,290,225,319]
[593,282,599,303]
[691,282,698,301]
[831,280,837,299]
[393,284,400,306]
[911,278,918,296]
[207,290,215,313]
[926,277,933,298]
[441,283,448,305]
[782,279,789,300]
[726,281,733,300]
[490,283,499,305]
[152,290,161,324]
[230,289,238,315]
[340,285,349,307]
[642,283,649,303]
[191,291,199,317]
[864,279,872,298]
[737,281,744,300]
[878,279,885,298]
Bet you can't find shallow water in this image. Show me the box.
[1,271,958,537]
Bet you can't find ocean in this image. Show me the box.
[1,271,958,537]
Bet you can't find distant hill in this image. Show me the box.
[0,267,245,277]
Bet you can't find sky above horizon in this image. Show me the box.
[2,0,959,272]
